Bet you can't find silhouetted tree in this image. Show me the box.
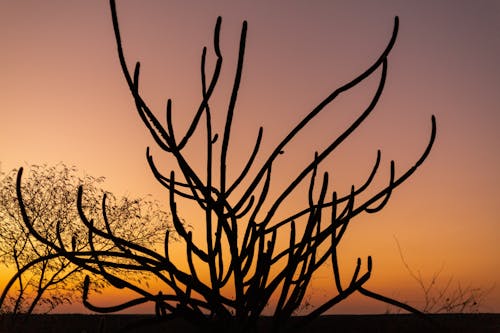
[0,163,172,315]
[13,1,436,332]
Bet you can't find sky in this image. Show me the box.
[0,0,499,314]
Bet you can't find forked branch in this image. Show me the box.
[9,2,437,332]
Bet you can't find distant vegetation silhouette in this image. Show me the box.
[0,163,172,315]
[387,237,494,314]
[8,0,436,332]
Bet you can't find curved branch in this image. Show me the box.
[260,57,389,228]
[233,17,399,214]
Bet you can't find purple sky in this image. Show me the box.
[0,0,499,313]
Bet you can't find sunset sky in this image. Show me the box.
[0,1,499,314]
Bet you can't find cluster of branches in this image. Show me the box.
[388,238,494,314]
[412,271,492,314]
[8,1,436,332]
[0,163,172,315]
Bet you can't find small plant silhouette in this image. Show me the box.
[390,237,494,314]
[13,1,436,332]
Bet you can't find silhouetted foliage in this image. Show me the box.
[11,1,436,332]
[388,238,494,314]
[0,163,172,315]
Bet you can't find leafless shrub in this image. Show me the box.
[10,1,436,331]
[388,237,494,314]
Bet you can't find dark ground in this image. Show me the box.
[1,313,499,333]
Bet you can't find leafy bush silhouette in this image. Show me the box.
[12,1,436,332]
[0,164,172,315]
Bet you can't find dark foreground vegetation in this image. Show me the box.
[5,2,437,332]
[1,314,499,333]
[1,1,444,333]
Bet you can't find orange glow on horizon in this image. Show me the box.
[1,1,499,314]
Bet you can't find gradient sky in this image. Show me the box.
[0,0,499,314]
